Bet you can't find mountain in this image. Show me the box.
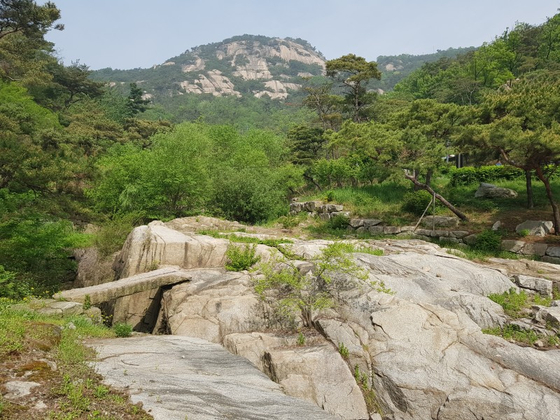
[371,47,476,92]
[91,35,326,101]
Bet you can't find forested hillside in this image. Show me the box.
[3,0,560,301]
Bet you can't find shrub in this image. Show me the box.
[225,244,261,271]
[449,165,524,186]
[0,265,31,300]
[488,288,528,318]
[113,323,133,337]
[401,190,433,216]
[327,214,350,230]
[474,229,502,252]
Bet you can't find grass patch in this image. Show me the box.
[225,243,261,271]
[483,324,560,347]
[0,299,150,419]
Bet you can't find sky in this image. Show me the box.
[41,0,560,70]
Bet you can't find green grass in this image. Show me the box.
[483,324,560,347]
[299,183,411,221]
[0,299,150,419]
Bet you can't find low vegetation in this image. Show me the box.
[0,300,150,419]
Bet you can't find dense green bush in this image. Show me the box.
[402,190,433,216]
[449,166,524,186]
[225,244,261,271]
[474,229,502,251]
[89,122,302,224]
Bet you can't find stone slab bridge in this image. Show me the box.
[55,266,232,332]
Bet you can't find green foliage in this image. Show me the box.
[483,324,546,346]
[338,342,349,359]
[297,332,305,346]
[327,214,350,230]
[113,323,133,337]
[488,288,528,318]
[254,243,368,328]
[474,229,502,252]
[402,190,433,216]
[93,213,142,257]
[449,166,524,186]
[89,123,300,224]
[225,243,261,271]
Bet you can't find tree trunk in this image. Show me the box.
[404,171,469,221]
[535,167,560,235]
[525,169,534,209]
[425,169,433,188]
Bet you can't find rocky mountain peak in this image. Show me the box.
[93,35,326,101]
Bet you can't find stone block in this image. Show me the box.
[463,234,477,246]
[545,246,560,258]
[542,256,560,265]
[363,219,383,228]
[519,242,548,257]
[516,220,554,237]
[420,216,459,228]
[324,204,344,213]
[368,226,384,235]
[513,274,553,297]
[349,219,364,229]
[501,240,525,253]
[450,231,470,239]
[383,226,401,235]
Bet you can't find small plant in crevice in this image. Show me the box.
[113,323,133,338]
[353,365,383,414]
[225,243,261,271]
[82,294,92,310]
[338,342,349,359]
[297,332,306,346]
[254,242,368,329]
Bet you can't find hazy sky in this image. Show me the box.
[41,0,560,70]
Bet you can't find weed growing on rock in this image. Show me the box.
[338,342,349,359]
[113,323,133,337]
[488,288,529,318]
[254,242,368,328]
[225,243,261,271]
[297,332,306,346]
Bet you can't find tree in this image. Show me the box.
[460,72,560,232]
[301,79,343,130]
[254,243,368,329]
[0,0,62,40]
[126,82,150,116]
[325,54,381,122]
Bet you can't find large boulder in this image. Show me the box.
[90,335,338,420]
[516,220,554,237]
[113,221,272,278]
[475,182,518,199]
[225,332,369,420]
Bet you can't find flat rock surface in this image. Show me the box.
[89,335,337,420]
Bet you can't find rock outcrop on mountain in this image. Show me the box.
[76,218,560,420]
[92,35,325,100]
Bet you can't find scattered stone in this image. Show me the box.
[492,221,502,231]
[513,274,553,297]
[501,239,525,253]
[546,246,560,258]
[516,220,554,237]
[4,381,41,399]
[475,182,518,198]
[519,242,549,257]
[420,216,460,228]
[463,234,478,245]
